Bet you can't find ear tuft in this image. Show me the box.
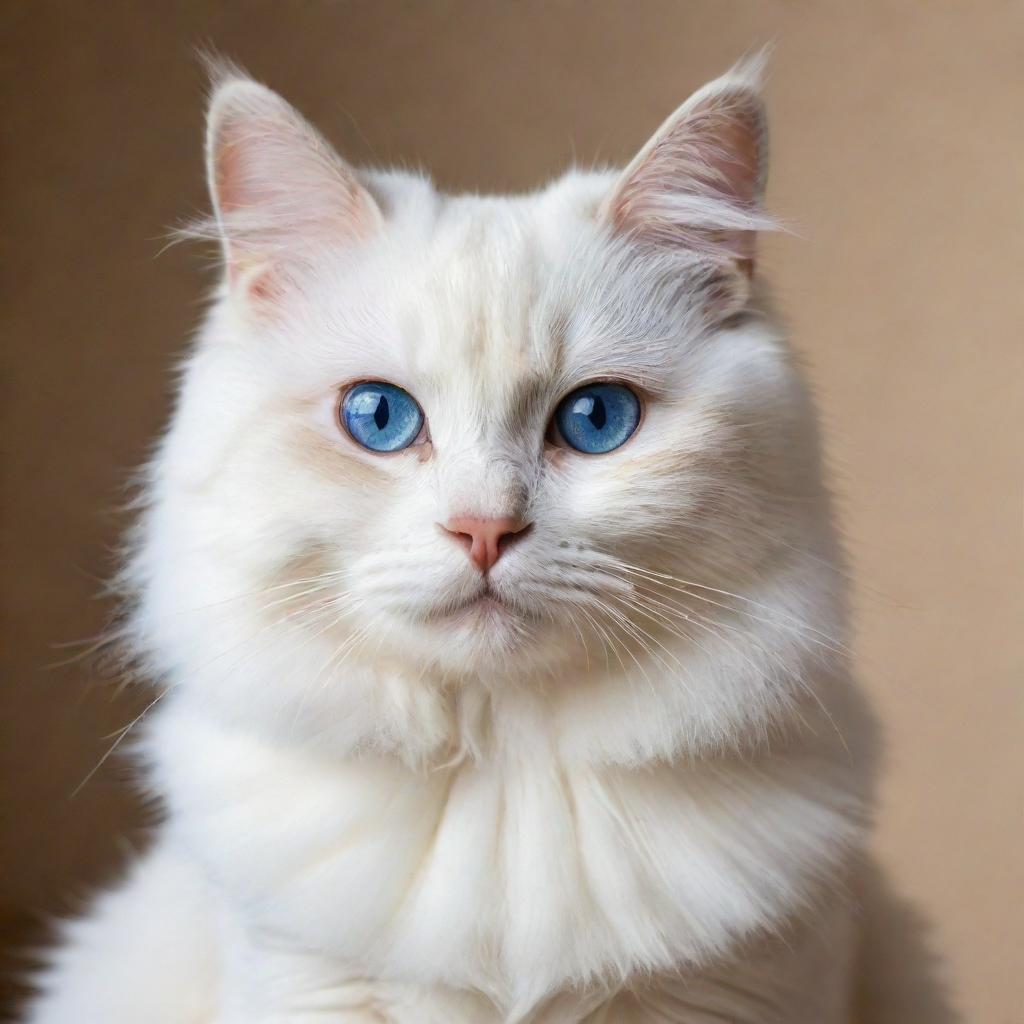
[602,52,777,267]
[198,60,381,287]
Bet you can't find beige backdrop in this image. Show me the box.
[2,2,1021,1021]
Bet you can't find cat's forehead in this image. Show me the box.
[420,198,560,361]
[317,172,681,429]
[393,182,609,402]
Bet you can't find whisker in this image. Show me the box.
[70,687,171,799]
[600,558,849,657]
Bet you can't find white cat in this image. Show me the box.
[24,55,875,1023]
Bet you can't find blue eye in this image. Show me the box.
[342,381,424,452]
[553,383,641,454]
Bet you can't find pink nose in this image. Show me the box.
[441,516,531,574]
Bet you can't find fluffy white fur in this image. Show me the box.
[24,56,874,1023]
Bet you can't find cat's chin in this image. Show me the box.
[397,590,558,674]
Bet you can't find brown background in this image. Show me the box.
[2,2,1021,1021]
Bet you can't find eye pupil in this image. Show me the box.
[554,383,640,454]
[373,395,389,430]
[342,382,423,453]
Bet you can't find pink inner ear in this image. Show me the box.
[213,122,242,215]
[686,95,763,269]
[206,80,382,295]
[607,85,768,266]
[688,94,763,208]
[213,125,259,288]
[211,113,289,286]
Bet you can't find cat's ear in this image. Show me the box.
[204,64,381,298]
[601,54,774,273]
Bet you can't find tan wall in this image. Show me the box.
[2,3,1020,1020]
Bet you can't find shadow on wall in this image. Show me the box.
[855,861,960,1024]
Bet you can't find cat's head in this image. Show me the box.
[136,57,839,760]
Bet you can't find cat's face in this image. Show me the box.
[185,188,771,671]
[140,60,828,754]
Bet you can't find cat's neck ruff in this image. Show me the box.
[146,657,866,1016]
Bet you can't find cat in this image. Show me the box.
[23,54,875,1024]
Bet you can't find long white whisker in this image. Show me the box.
[601,559,849,656]
[70,687,171,799]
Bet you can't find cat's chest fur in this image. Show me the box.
[149,697,861,1011]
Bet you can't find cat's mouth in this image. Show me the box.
[427,585,532,624]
